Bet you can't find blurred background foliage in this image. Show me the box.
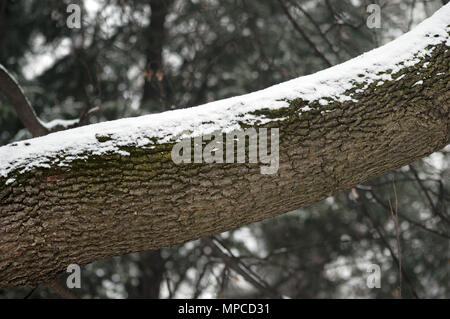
[0,0,448,298]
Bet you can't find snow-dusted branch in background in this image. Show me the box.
[0,64,87,138]
[0,64,49,137]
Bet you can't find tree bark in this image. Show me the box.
[0,14,449,288]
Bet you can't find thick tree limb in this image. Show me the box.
[0,6,449,288]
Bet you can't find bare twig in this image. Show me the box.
[354,190,419,298]
[364,188,450,239]
[45,279,80,299]
[287,0,341,61]
[277,0,332,67]
[408,165,450,225]
[203,237,282,298]
[23,286,38,299]
[242,0,274,70]
[78,105,101,124]
[164,272,174,298]
[388,179,402,297]
[0,63,88,137]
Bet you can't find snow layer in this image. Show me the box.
[1,5,449,179]
[43,118,80,130]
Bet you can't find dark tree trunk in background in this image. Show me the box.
[124,250,165,299]
[137,0,173,298]
[141,0,172,112]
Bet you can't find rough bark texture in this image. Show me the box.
[0,40,449,288]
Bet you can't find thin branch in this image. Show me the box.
[192,259,210,299]
[0,63,98,139]
[407,0,417,31]
[355,192,419,298]
[0,64,49,137]
[23,286,38,299]
[277,0,332,67]
[408,165,450,225]
[214,236,269,286]
[287,0,341,61]
[45,279,80,299]
[388,179,402,297]
[324,0,336,21]
[365,188,450,239]
[164,271,174,299]
[203,237,282,298]
[242,0,274,71]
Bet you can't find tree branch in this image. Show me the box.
[287,0,341,62]
[203,237,282,298]
[0,5,449,288]
[357,195,419,298]
[45,279,80,299]
[277,0,332,67]
[0,64,49,137]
